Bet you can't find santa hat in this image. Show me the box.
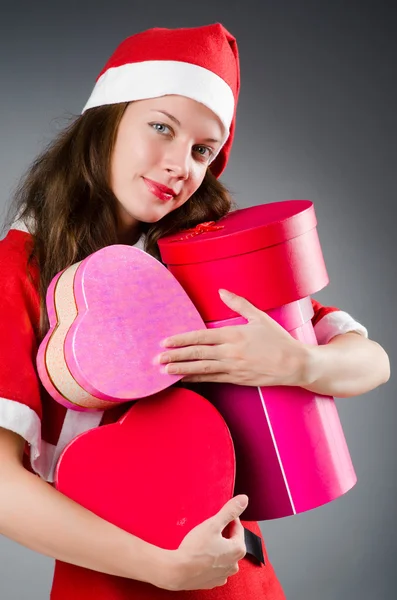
[82,23,240,178]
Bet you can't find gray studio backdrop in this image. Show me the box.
[0,1,395,599]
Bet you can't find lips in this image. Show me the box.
[143,178,176,202]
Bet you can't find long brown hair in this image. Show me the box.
[6,103,235,335]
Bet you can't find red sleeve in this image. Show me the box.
[0,230,43,452]
[311,298,340,327]
[310,297,368,345]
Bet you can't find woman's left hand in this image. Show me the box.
[157,289,310,387]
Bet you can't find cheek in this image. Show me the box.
[110,140,131,185]
[113,131,159,177]
[190,160,207,186]
[188,167,207,196]
[130,134,154,164]
[174,170,206,211]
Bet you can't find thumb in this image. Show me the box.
[213,495,249,531]
[219,289,260,322]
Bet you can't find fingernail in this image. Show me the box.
[219,289,232,298]
[158,354,169,364]
[153,353,170,365]
[236,496,248,509]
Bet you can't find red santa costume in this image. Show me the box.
[0,23,368,600]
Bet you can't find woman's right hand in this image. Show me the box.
[164,495,248,591]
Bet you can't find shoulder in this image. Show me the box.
[1,225,33,259]
[0,228,38,280]
[0,228,40,314]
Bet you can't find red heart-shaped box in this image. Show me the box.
[55,387,236,549]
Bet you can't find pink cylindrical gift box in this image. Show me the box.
[158,200,357,521]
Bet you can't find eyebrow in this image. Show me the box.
[150,109,221,144]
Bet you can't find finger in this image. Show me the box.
[157,344,224,364]
[161,327,235,348]
[163,360,223,376]
[226,518,245,541]
[226,563,240,577]
[182,373,234,383]
[219,289,261,323]
[223,519,246,561]
[212,496,249,531]
[209,578,228,589]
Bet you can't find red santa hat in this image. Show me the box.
[82,23,240,178]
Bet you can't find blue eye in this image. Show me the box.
[194,145,213,160]
[150,122,172,135]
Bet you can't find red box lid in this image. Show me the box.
[158,200,316,265]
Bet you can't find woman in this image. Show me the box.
[0,23,390,599]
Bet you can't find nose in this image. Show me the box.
[163,142,191,180]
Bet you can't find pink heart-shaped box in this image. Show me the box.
[37,245,206,411]
[55,386,236,549]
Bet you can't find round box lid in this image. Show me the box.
[158,200,316,265]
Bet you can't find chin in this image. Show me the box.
[142,216,163,224]
[135,208,170,224]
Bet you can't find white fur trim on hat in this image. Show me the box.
[82,60,235,138]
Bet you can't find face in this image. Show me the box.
[109,95,225,237]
